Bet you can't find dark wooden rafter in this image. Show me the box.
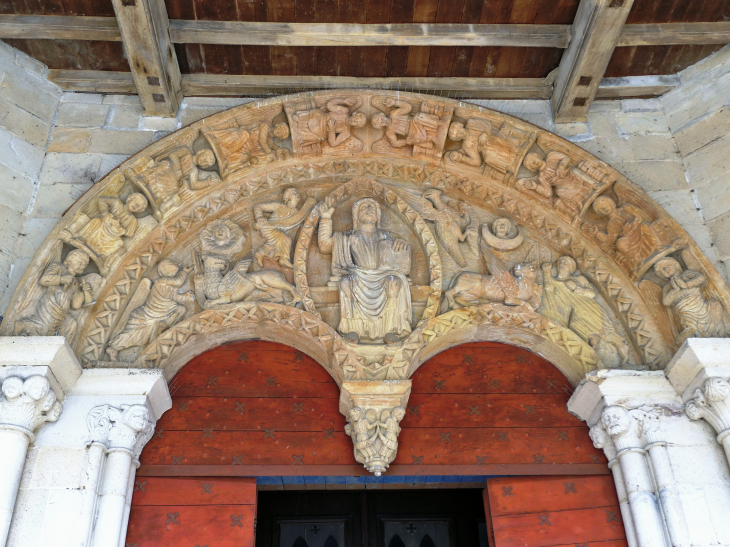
[551,0,635,123]
[0,15,728,48]
[110,0,182,117]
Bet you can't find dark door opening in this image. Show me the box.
[256,489,488,547]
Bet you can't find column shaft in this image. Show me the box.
[618,449,668,547]
[646,443,690,547]
[116,461,137,547]
[609,460,638,547]
[74,443,107,547]
[0,428,31,547]
[91,449,134,547]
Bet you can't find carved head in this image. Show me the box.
[704,377,730,402]
[588,423,610,449]
[200,219,246,258]
[283,188,301,209]
[556,256,577,279]
[352,198,382,230]
[158,259,180,278]
[203,255,228,272]
[348,112,367,128]
[1,376,24,401]
[492,218,513,239]
[37,389,57,412]
[46,401,62,423]
[348,407,364,422]
[125,192,148,214]
[592,196,617,218]
[380,408,391,423]
[370,112,390,129]
[423,188,444,205]
[654,257,683,279]
[23,375,50,402]
[601,406,631,437]
[64,249,90,276]
[448,122,467,141]
[273,123,290,140]
[365,408,378,424]
[392,406,406,422]
[122,404,149,432]
[194,149,216,169]
[524,153,545,172]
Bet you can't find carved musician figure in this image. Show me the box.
[318,198,412,344]
[288,97,366,156]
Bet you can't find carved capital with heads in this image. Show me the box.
[685,377,730,441]
[87,404,154,456]
[600,405,645,451]
[0,375,62,438]
[340,380,411,476]
[589,421,618,461]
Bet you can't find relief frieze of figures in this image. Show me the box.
[2,90,729,379]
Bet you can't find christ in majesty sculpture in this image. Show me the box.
[318,198,413,344]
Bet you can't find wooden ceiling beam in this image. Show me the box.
[110,0,182,117]
[46,70,679,100]
[0,15,728,48]
[551,0,635,123]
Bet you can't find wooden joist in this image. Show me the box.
[551,0,635,123]
[0,15,728,48]
[110,0,182,117]
[168,21,571,48]
[46,69,680,100]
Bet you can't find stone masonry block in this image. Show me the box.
[102,94,142,106]
[180,107,222,126]
[629,134,680,162]
[182,96,255,109]
[684,132,730,188]
[16,218,56,258]
[0,127,45,180]
[584,111,618,137]
[673,105,730,157]
[0,162,34,213]
[13,50,47,79]
[553,121,591,140]
[60,92,103,104]
[98,154,129,180]
[578,136,635,165]
[39,152,107,185]
[696,172,730,222]
[108,105,143,129]
[0,70,59,122]
[87,129,160,154]
[55,102,110,128]
[614,160,688,192]
[140,116,179,132]
[663,71,730,132]
[47,127,91,154]
[30,182,93,219]
[1,254,30,312]
[0,96,52,148]
[616,111,670,135]
[648,190,705,227]
[621,98,662,112]
[0,204,25,254]
[707,210,730,260]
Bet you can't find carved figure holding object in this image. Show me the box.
[203,120,290,176]
[253,188,317,269]
[517,151,614,220]
[106,260,194,360]
[289,97,365,155]
[540,256,633,368]
[654,257,729,346]
[318,198,412,344]
[409,188,477,267]
[371,97,453,159]
[13,249,101,341]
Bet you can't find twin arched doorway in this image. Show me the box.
[127,340,626,546]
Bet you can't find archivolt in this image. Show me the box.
[2,90,728,385]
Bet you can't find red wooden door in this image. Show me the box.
[126,477,257,546]
[485,475,627,547]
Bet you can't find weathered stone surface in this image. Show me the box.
[0,71,59,122]
[47,128,91,154]
[140,116,179,132]
[108,105,143,129]
[55,102,110,128]
[0,162,34,213]
[87,129,160,154]
[616,111,670,136]
[0,96,52,148]
[61,92,103,104]
[0,204,25,253]
[683,133,730,188]
[0,126,45,180]
[708,211,730,260]
[695,173,730,222]
[673,106,730,157]
[16,218,57,258]
[30,182,93,218]
[39,153,103,184]
[614,160,688,192]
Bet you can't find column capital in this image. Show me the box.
[0,374,63,439]
[87,404,154,457]
[666,338,730,401]
[684,377,730,441]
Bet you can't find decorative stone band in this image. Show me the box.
[685,377,730,441]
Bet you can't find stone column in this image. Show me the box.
[601,405,669,547]
[642,411,691,547]
[88,405,154,547]
[0,337,81,547]
[588,423,638,547]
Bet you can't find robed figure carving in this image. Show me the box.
[318,198,413,344]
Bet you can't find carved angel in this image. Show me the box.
[12,245,102,341]
[409,188,477,267]
[106,260,194,360]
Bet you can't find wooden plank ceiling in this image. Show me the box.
[1,0,727,79]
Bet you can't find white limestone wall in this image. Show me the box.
[0,40,729,318]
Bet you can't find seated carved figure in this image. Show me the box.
[289,97,366,155]
[655,257,729,345]
[441,262,541,313]
[203,121,290,176]
[318,198,412,344]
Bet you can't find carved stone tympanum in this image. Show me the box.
[3,90,729,475]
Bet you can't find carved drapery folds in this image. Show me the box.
[0,375,62,436]
[2,90,730,470]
